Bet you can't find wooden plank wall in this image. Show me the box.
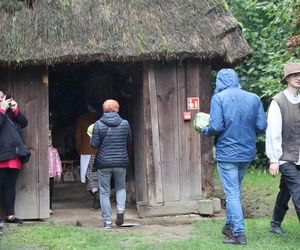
[140,59,213,206]
[155,61,180,201]
[177,60,203,200]
[148,64,164,204]
[0,66,49,219]
[142,63,162,206]
[132,65,147,202]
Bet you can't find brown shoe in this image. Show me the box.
[223,235,247,245]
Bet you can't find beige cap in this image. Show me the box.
[281,62,300,84]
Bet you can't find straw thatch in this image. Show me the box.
[0,0,251,65]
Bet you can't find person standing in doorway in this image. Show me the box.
[266,62,300,236]
[91,99,132,229]
[201,69,267,245]
[86,123,100,209]
[48,131,62,214]
[0,90,28,224]
[75,98,99,184]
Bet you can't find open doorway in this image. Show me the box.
[48,61,141,212]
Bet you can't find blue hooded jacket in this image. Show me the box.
[202,69,267,162]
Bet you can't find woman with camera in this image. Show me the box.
[0,90,28,224]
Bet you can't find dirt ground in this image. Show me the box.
[49,182,225,237]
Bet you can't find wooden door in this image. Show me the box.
[137,60,214,217]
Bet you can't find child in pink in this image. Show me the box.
[49,135,62,214]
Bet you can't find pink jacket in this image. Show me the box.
[49,146,62,178]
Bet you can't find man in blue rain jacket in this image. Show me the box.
[202,68,267,245]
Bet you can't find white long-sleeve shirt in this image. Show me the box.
[266,89,300,165]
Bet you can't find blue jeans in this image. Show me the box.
[217,161,250,236]
[97,167,126,222]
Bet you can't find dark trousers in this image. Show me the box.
[0,168,19,216]
[49,177,54,210]
[271,163,300,224]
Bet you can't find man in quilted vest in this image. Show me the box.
[266,62,300,236]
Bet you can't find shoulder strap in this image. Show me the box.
[97,121,111,147]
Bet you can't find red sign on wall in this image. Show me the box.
[187,97,200,110]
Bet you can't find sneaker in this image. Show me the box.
[222,225,233,238]
[115,210,124,226]
[223,235,247,245]
[6,216,23,224]
[103,221,112,229]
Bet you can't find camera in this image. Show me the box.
[5,93,14,108]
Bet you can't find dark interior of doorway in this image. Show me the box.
[48,61,140,207]
[49,61,138,161]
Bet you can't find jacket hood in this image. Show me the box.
[214,68,241,94]
[100,112,122,127]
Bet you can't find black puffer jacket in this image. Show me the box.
[91,112,132,169]
[0,109,28,162]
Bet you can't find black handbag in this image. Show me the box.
[20,145,31,164]
[7,116,31,164]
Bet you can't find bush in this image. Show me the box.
[228,0,300,167]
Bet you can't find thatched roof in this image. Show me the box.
[0,0,251,66]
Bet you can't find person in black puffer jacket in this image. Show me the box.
[91,99,132,229]
[0,90,28,225]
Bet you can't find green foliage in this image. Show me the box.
[228,0,299,103]
[137,33,145,54]
[160,40,172,54]
[227,0,300,168]
[86,39,95,49]
[63,0,72,8]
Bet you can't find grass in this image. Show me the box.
[1,216,299,250]
[1,168,299,250]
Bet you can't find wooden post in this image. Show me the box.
[143,63,164,206]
